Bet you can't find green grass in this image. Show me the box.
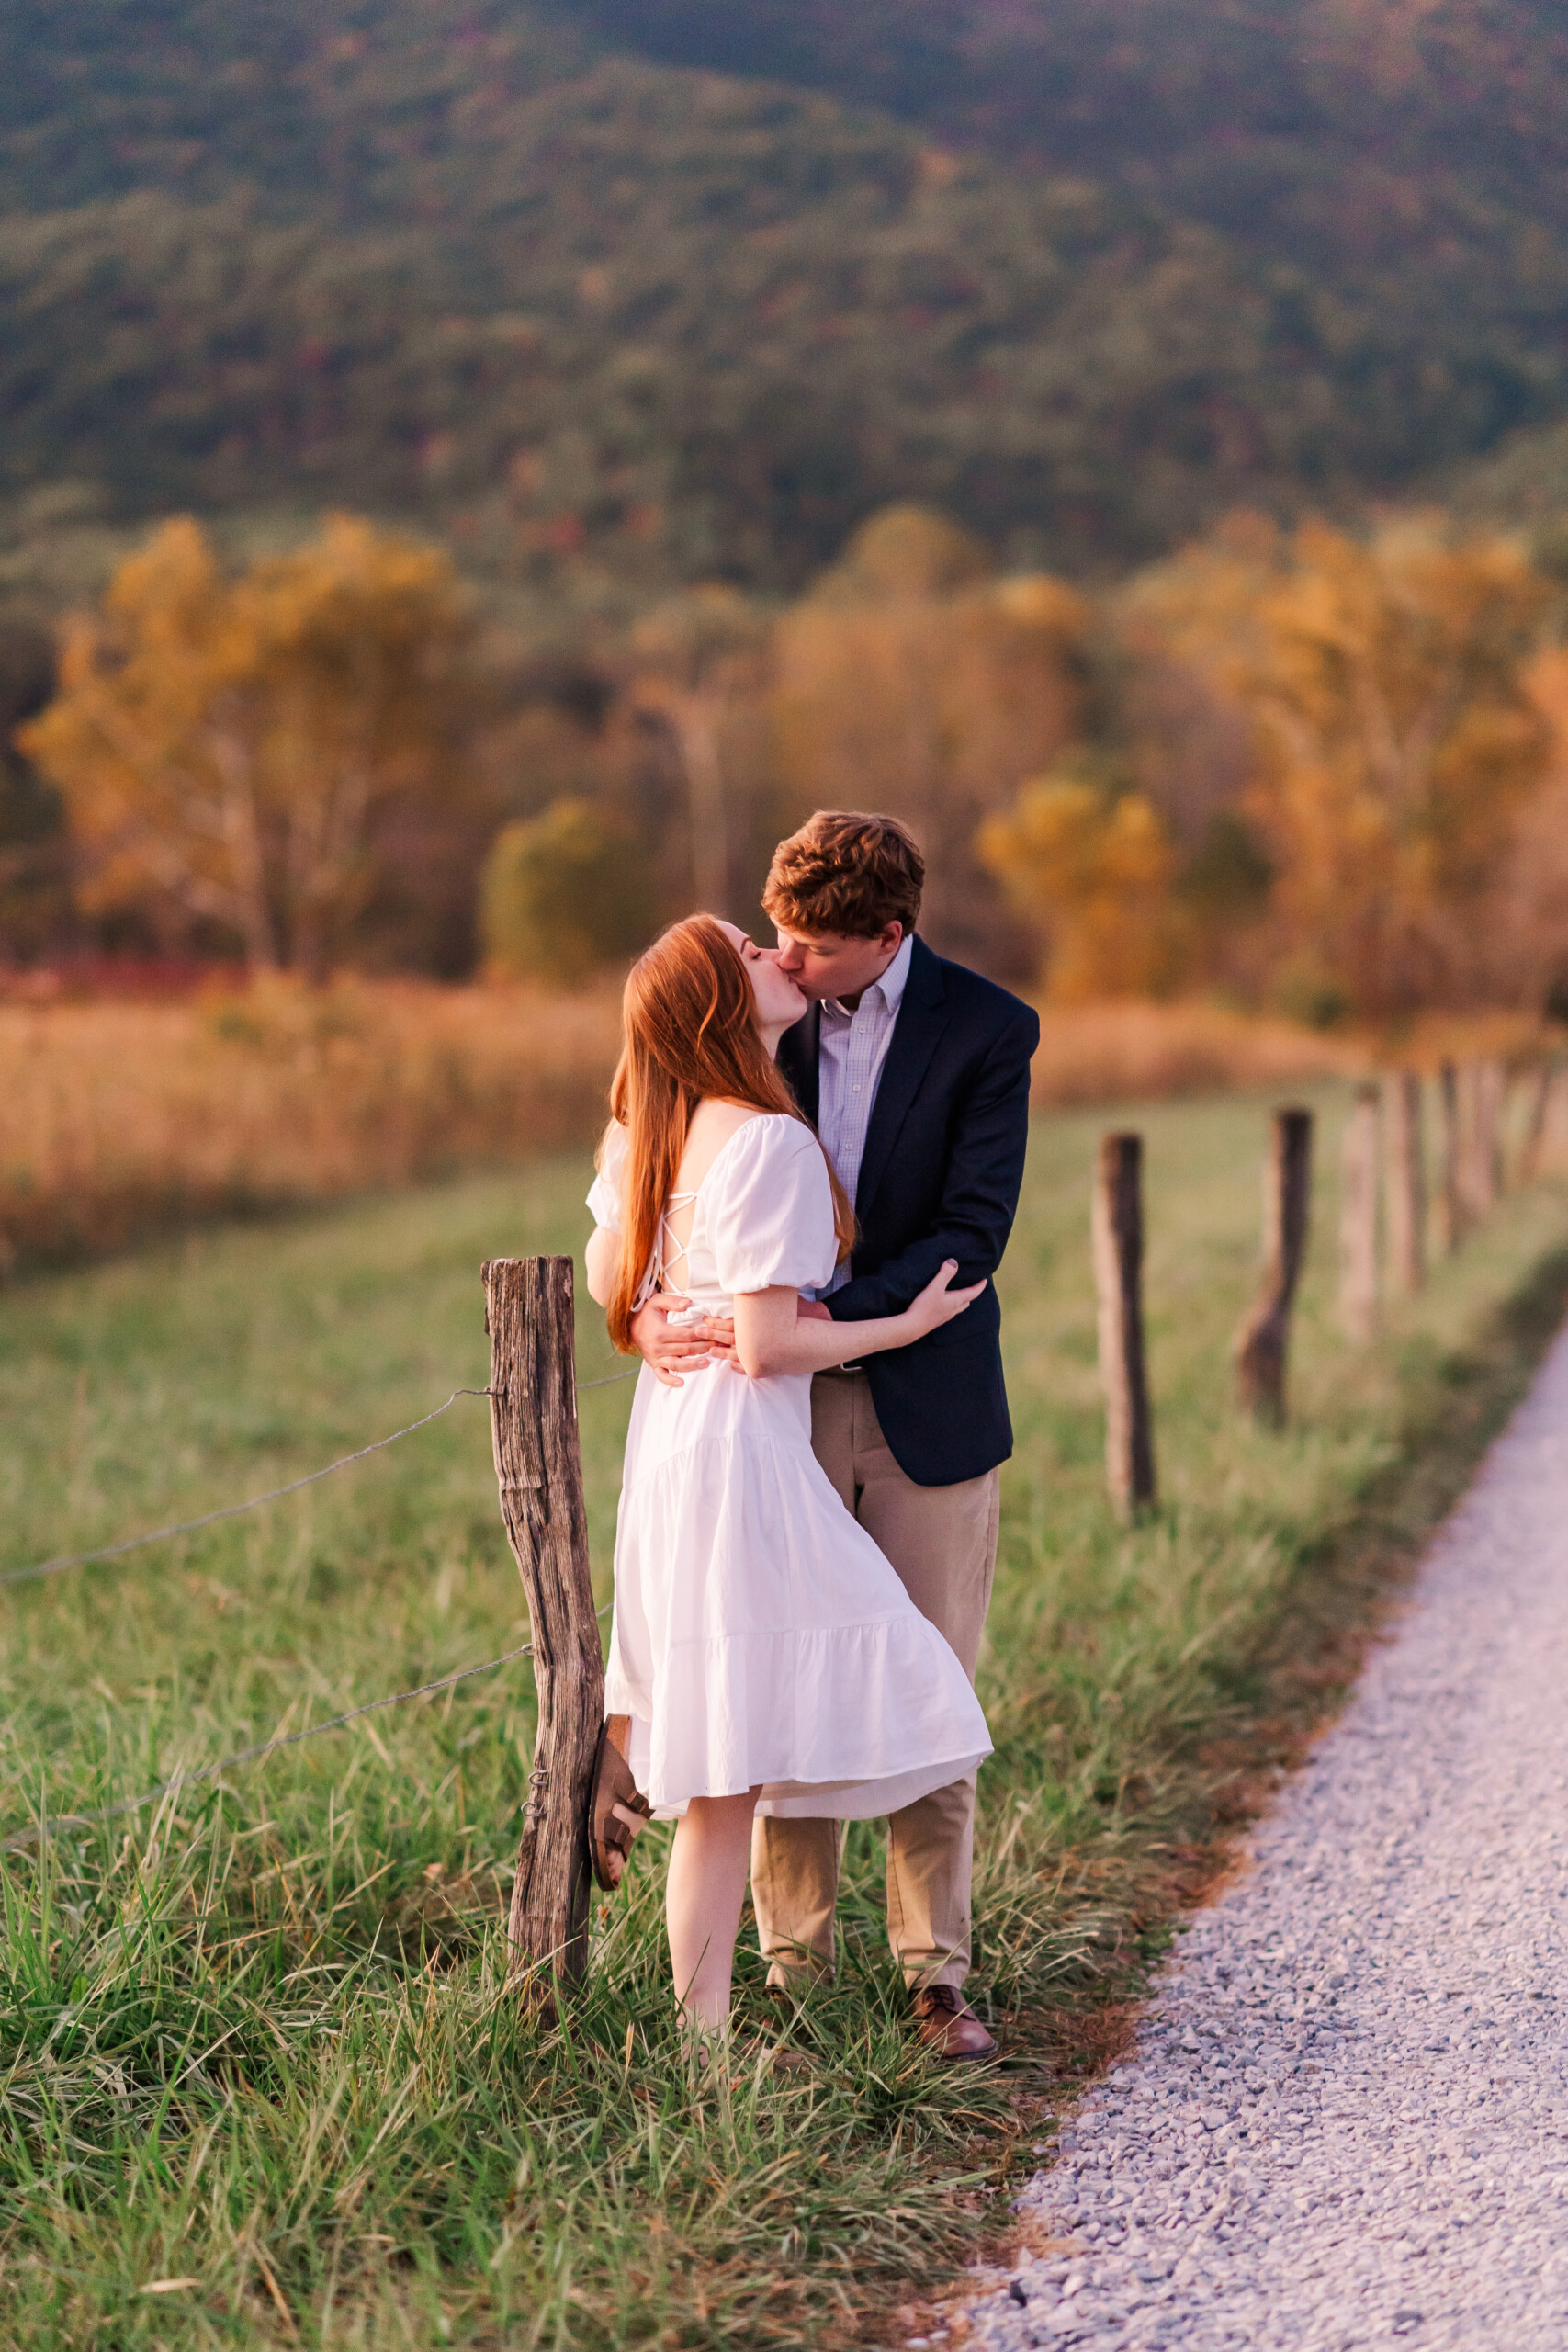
[4,1089,1567,2348]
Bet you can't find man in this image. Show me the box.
[630,809,1038,2059]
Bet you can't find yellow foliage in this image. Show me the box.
[1125,514,1553,1014]
[772,516,1088,967]
[804,503,993,605]
[19,514,476,973]
[980,777,1181,1001]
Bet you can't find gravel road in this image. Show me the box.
[943,1321,1568,2352]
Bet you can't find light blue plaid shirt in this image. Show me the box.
[815,933,913,1295]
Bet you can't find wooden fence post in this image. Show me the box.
[1382,1070,1426,1295]
[1092,1133,1156,1520]
[1478,1058,1506,1204]
[1235,1107,1314,1426]
[1338,1084,1380,1342]
[1455,1063,1481,1224]
[1517,1060,1551,1186]
[483,1255,604,1990]
[1435,1060,1463,1254]
[1456,1061,1497,1223]
[1547,1063,1568,1175]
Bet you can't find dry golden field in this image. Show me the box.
[0,977,623,1270]
[1,974,1556,1272]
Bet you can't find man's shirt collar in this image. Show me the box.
[821,931,913,1023]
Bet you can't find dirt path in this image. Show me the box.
[949,1321,1568,2352]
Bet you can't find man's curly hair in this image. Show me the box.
[761,809,924,941]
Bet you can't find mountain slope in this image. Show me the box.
[3,1,1567,588]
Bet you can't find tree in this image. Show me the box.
[771,506,1089,974]
[626,586,772,921]
[0,613,68,963]
[1126,514,1554,1015]
[20,514,479,974]
[978,769,1182,1001]
[479,797,654,984]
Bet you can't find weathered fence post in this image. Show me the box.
[1456,1061,1498,1223]
[1477,1057,1506,1206]
[1092,1133,1156,1521]
[1382,1070,1426,1295]
[1435,1060,1463,1254]
[1337,1084,1380,1342]
[1547,1063,1568,1175]
[1455,1062,1482,1224]
[1235,1107,1314,1426]
[483,1255,604,1990]
[1517,1060,1551,1187]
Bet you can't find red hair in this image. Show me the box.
[600,914,855,1350]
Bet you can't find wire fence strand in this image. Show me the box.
[4,1605,616,1853]
[1,1367,637,1590]
[2,1353,637,1848]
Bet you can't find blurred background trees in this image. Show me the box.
[10,493,1568,1029]
[479,798,652,984]
[0,614,67,961]
[771,507,1088,974]
[1111,517,1557,1020]
[20,515,484,975]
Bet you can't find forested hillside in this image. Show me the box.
[4,0,1568,592]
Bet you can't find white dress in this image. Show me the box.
[588,1112,991,1818]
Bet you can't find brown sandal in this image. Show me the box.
[590,1717,653,1892]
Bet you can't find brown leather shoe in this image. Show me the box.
[910,1984,998,2062]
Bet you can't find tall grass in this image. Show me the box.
[2,1097,1567,2346]
[5,973,1502,1280]
[0,977,622,1272]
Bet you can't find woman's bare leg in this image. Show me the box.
[666,1788,762,2041]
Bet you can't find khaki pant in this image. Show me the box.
[750,1370,999,1993]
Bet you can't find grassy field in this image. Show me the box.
[4,1090,1568,2348]
[10,972,1514,1279]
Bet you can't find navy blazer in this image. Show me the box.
[777,935,1039,1487]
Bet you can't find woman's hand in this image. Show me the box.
[899,1261,987,1340]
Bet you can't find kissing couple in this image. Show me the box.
[582,809,1038,2068]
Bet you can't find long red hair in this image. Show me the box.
[600,914,855,1350]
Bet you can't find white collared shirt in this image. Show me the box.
[815,931,913,1294]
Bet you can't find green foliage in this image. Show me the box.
[0,612,67,960]
[1178,808,1275,926]
[2,1109,1566,2339]
[479,797,653,983]
[5,3,1568,588]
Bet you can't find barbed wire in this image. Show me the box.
[3,1603,617,1854]
[1,1368,637,1591]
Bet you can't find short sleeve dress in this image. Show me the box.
[590,1113,991,1817]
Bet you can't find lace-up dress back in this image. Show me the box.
[588,1111,990,1817]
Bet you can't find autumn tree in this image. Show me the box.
[978,765,1183,1001]
[1124,514,1554,1016]
[1480,644,1568,1014]
[626,586,772,921]
[771,505,1088,974]
[21,514,479,975]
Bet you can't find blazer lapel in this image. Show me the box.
[778,1003,820,1124]
[854,937,948,1217]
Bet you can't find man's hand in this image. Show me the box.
[628,1295,734,1388]
[797,1298,834,1323]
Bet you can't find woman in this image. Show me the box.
[583,913,991,2056]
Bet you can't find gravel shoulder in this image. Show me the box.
[948,1318,1568,2352]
